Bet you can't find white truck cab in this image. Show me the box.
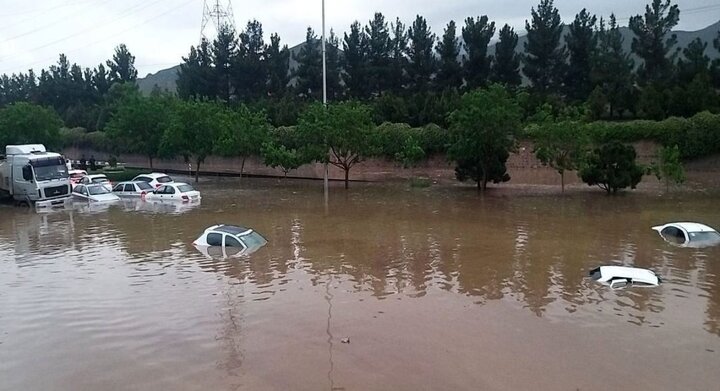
[0,144,72,208]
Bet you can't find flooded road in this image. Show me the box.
[1,178,720,391]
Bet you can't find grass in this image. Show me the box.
[88,168,145,182]
[409,176,432,188]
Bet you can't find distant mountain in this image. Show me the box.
[137,21,720,95]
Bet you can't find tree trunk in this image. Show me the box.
[344,168,349,189]
[195,160,201,183]
[240,157,246,182]
[479,167,487,192]
[560,170,565,193]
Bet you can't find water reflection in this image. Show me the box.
[2,179,720,389]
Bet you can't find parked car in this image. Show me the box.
[144,182,201,202]
[193,224,267,258]
[132,172,174,189]
[68,169,87,185]
[78,174,113,191]
[651,222,720,248]
[589,266,662,290]
[112,181,154,197]
[72,184,120,203]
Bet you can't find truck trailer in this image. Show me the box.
[0,144,72,208]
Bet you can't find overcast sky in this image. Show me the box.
[0,0,718,78]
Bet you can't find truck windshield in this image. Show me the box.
[31,157,68,181]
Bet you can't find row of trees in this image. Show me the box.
[176,0,720,121]
[2,83,699,194]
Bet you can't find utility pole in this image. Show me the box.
[322,0,329,198]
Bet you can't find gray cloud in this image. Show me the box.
[0,0,717,77]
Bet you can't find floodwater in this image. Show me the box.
[1,178,720,391]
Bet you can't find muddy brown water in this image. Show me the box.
[1,178,720,391]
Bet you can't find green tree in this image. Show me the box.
[106,44,138,83]
[579,141,644,194]
[406,15,437,92]
[652,145,685,191]
[491,24,522,87]
[462,16,495,89]
[325,30,344,100]
[565,9,597,101]
[342,21,370,98]
[590,15,635,118]
[177,39,216,100]
[261,126,309,177]
[293,27,322,100]
[388,18,409,94]
[531,121,590,192]
[93,63,111,96]
[0,102,63,149]
[235,20,267,100]
[435,20,463,90]
[297,101,377,189]
[523,0,567,93]
[447,85,522,191]
[638,84,667,120]
[266,33,290,97]
[212,24,238,102]
[160,100,224,182]
[677,38,710,83]
[629,0,680,85]
[365,13,392,96]
[214,105,270,178]
[106,93,172,169]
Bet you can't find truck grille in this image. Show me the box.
[44,185,69,198]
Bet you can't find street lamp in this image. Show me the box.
[322,0,329,197]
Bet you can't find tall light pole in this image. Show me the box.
[322,0,329,198]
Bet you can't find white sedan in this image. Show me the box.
[78,174,113,191]
[144,182,201,202]
[73,184,120,203]
[193,224,267,258]
[651,222,720,248]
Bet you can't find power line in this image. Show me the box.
[0,0,115,43]
[0,0,98,18]
[27,0,170,53]
[0,0,196,75]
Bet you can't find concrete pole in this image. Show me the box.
[322,0,329,198]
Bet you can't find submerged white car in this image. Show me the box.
[72,184,120,203]
[144,183,201,202]
[78,174,113,191]
[651,222,720,248]
[193,224,267,258]
[589,266,662,290]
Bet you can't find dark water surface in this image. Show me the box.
[1,178,720,390]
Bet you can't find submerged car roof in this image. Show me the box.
[590,266,660,284]
[208,224,252,235]
[653,222,717,233]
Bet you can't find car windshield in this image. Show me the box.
[92,177,109,183]
[157,176,172,183]
[241,231,267,249]
[136,182,153,190]
[177,184,194,193]
[31,158,68,181]
[88,186,110,195]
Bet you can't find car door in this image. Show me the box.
[164,185,176,200]
[73,185,88,200]
[112,184,123,194]
[124,184,135,196]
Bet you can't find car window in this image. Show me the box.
[165,186,176,194]
[92,177,108,183]
[157,176,172,183]
[207,233,223,246]
[113,184,123,192]
[241,231,267,249]
[225,235,243,247]
[135,176,150,182]
[136,182,152,190]
[74,185,85,194]
[124,184,134,192]
[88,186,109,195]
[661,226,686,244]
[177,184,194,193]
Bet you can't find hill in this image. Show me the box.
[137,21,720,95]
